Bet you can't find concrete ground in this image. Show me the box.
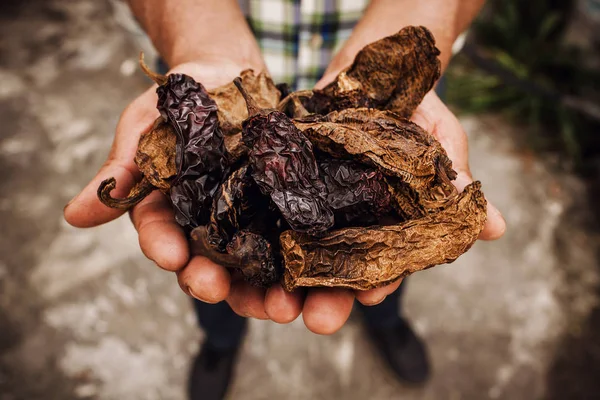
[1,1,600,399]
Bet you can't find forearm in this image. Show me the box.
[127,0,265,70]
[329,0,485,74]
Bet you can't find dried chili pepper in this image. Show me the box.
[280,26,441,119]
[95,30,491,293]
[294,108,458,213]
[98,117,177,209]
[190,226,279,288]
[142,64,229,230]
[234,78,334,235]
[207,165,263,251]
[227,230,279,287]
[281,182,487,291]
[209,69,282,136]
[156,74,227,183]
[135,119,178,192]
[318,159,393,226]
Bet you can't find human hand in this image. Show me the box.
[315,62,507,240]
[63,60,371,335]
[309,80,507,313]
[410,90,507,241]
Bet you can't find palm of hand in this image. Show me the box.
[411,91,506,241]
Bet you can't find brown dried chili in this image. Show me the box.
[98,117,177,209]
[281,182,487,291]
[294,108,458,215]
[279,26,441,119]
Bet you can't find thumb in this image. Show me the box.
[454,171,507,241]
[411,92,506,241]
[64,86,159,228]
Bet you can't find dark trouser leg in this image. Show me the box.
[358,278,430,383]
[357,278,407,329]
[357,76,444,329]
[193,299,247,350]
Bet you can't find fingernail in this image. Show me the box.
[481,201,507,240]
[185,285,198,299]
[365,295,386,306]
[186,285,217,304]
[64,193,80,211]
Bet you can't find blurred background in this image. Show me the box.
[1,0,599,399]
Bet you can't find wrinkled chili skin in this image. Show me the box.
[156,73,229,229]
[319,159,393,226]
[171,178,220,232]
[226,230,280,288]
[241,110,334,235]
[207,165,263,251]
[302,27,441,118]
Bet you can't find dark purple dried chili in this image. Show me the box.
[226,230,279,287]
[234,78,334,235]
[207,165,263,251]
[153,73,229,230]
[319,159,393,226]
[190,226,279,288]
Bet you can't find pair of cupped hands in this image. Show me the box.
[64,57,506,335]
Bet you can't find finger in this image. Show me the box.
[177,256,231,304]
[355,279,402,306]
[265,284,304,324]
[410,91,468,172]
[413,92,507,241]
[454,172,507,241]
[480,201,507,240]
[226,280,269,320]
[128,190,189,271]
[64,164,138,228]
[64,86,160,228]
[302,288,355,335]
[314,71,339,90]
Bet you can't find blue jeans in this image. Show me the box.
[156,59,446,349]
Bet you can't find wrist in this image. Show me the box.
[166,58,264,91]
[128,0,267,81]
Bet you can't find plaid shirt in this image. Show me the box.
[238,0,369,90]
[113,0,368,90]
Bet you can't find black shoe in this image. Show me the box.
[365,318,431,384]
[188,341,242,400]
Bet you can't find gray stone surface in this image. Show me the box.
[1,1,599,399]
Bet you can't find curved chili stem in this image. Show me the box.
[139,52,168,86]
[190,226,242,270]
[277,91,312,118]
[97,177,155,210]
[233,77,261,116]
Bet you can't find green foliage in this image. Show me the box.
[447,0,600,166]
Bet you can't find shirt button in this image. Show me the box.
[310,33,323,50]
